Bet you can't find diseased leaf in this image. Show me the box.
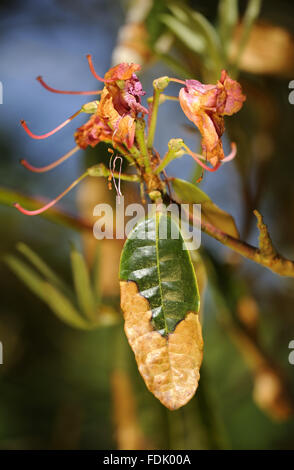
[119,212,203,410]
[120,212,200,335]
[120,281,203,410]
[171,178,239,238]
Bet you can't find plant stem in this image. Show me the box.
[135,118,152,173]
[103,139,136,165]
[199,217,294,277]
[155,139,185,174]
[88,163,140,182]
[170,195,294,277]
[147,87,161,149]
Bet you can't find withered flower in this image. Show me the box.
[97,62,148,148]
[76,61,148,150]
[179,70,246,167]
[15,57,147,215]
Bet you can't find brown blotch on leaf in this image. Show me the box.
[120,281,203,410]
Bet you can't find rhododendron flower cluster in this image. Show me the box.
[14,56,246,216]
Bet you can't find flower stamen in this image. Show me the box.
[169,78,186,85]
[13,171,88,216]
[20,109,81,140]
[20,146,80,173]
[221,142,237,162]
[37,76,102,95]
[86,54,116,83]
[183,142,237,172]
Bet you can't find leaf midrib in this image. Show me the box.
[155,212,168,336]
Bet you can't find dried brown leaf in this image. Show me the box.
[120,281,203,410]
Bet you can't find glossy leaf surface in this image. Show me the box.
[120,212,200,336]
[119,212,203,410]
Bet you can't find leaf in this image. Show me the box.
[43,282,93,330]
[171,178,239,238]
[155,51,194,79]
[16,242,70,296]
[119,212,203,410]
[160,14,206,56]
[218,0,239,56]
[167,3,224,76]
[189,10,224,73]
[4,255,92,330]
[91,245,101,304]
[232,0,262,71]
[70,245,97,322]
[145,0,170,47]
[4,254,49,302]
[120,212,200,335]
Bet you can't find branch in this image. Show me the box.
[198,210,294,277]
[168,194,294,277]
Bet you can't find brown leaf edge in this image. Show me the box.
[120,280,204,410]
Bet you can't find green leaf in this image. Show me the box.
[4,255,92,330]
[167,3,224,77]
[171,178,239,238]
[160,14,206,56]
[42,283,93,330]
[145,0,170,47]
[232,0,262,72]
[70,245,97,322]
[4,254,49,302]
[91,245,101,304]
[120,211,200,336]
[16,242,70,295]
[218,0,239,56]
[189,10,224,68]
[155,50,194,79]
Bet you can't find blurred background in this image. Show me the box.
[1,0,294,449]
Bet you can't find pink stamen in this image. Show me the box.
[20,146,80,173]
[184,142,237,172]
[20,109,81,140]
[13,171,88,216]
[221,142,237,162]
[190,154,221,172]
[169,78,186,85]
[86,54,116,83]
[37,76,102,95]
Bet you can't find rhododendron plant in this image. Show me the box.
[12,55,294,411]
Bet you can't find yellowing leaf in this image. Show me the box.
[120,281,203,410]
